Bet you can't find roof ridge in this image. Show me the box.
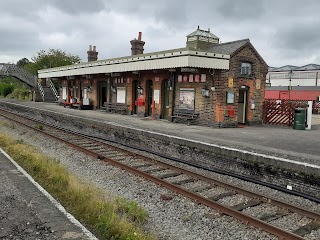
[218,38,250,45]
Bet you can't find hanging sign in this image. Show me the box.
[181,67,198,73]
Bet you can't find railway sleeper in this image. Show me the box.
[191,185,212,192]
[132,163,153,169]
[158,172,182,179]
[259,211,289,222]
[231,199,262,211]
[293,220,320,236]
[208,191,236,201]
[171,179,195,185]
[144,167,167,173]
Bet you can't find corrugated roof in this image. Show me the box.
[206,39,250,55]
[295,64,320,71]
[271,65,298,72]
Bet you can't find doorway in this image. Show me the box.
[132,80,139,114]
[99,81,107,109]
[238,88,248,124]
[146,80,153,116]
[161,79,170,119]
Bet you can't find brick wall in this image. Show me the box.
[213,43,268,126]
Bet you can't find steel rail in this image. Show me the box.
[0,110,311,239]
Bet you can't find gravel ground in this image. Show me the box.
[1,118,320,239]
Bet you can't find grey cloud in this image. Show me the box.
[48,0,107,15]
[216,0,265,21]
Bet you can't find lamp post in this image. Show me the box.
[288,70,293,100]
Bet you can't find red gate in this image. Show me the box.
[263,99,308,127]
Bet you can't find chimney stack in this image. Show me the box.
[87,45,98,62]
[130,32,145,55]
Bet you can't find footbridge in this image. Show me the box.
[0,63,57,102]
[0,63,37,87]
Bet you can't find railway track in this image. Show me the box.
[1,108,320,239]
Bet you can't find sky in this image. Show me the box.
[1,0,320,68]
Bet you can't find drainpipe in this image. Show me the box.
[171,72,176,115]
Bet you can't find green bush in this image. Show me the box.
[7,88,31,100]
[0,83,14,97]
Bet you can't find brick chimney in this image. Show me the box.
[130,32,145,55]
[87,45,98,62]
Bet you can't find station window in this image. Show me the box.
[240,62,252,75]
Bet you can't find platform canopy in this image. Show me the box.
[38,48,230,79]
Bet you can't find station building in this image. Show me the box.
[266,64,320,100]
[38,27,268,127]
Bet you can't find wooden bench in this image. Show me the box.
[171,109,199,125]
[103,102,128,114]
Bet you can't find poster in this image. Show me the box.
[116,87,126,103]
[179,88,195,110]
[154,90,160,104]
[228,77,234,88]
[227,91,235,104]
[62,87,67,100]
[189,74,194,82]
[256,79,261,89]
[201,74,206,82]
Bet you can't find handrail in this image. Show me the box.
[37,82,45,102]
[49,79,59,101]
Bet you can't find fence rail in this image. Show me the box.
[263,99,310,127]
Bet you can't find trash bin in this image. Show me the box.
[293,108,306,130]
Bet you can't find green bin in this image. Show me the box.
[293,108,306,130]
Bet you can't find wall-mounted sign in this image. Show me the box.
[179,88,195,110]
[183,75,188,82]
[178,75,183,82]
[256,79,261,89]
[181,67,198,73]
[155,77,160,82]
[154,90,160,104]
[189,74,194,82]
[127,77,131,83]
[111,72,121,77]
[226,91,235,104]
[201,74,206,82]
[194,74,200,82]
[117,87,126,103]
[228,77,233,88]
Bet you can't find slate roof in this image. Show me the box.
[187,27,219,40]
[206,39,250,55]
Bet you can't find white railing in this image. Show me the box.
[49,79,59,101]
[37,82,45,102]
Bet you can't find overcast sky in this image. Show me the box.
[1,0,320,68]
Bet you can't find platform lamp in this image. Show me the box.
[288,70,293,100]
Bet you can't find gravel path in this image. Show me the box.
[1,118,320,240]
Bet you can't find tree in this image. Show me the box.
[16,58,30,67]
[23,49,81,75]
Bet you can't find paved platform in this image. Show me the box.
[0,98,319,171]
[0,148,97,240]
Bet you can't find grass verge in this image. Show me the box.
[0,132,154,240]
